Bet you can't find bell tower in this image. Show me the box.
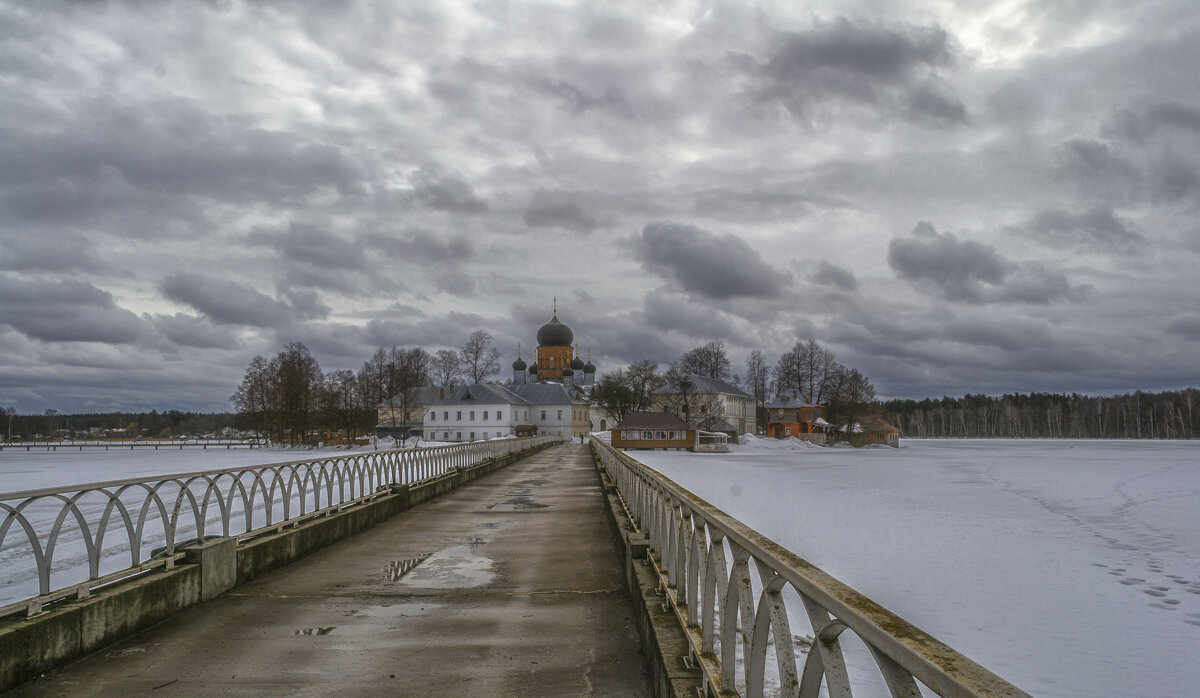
[534,297,574,381]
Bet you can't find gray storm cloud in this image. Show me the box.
[2,1,1200,411]
[888,222,1089,305]
[744,17,965,125]
[160,273,295,328]
[633,222,791,300]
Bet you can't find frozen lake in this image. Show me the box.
[633,438,1200,698]
[0,444,401,609]
[3,439,1198,695]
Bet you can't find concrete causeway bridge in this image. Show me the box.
[1,438,1029,696]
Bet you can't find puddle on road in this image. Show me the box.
[357,601,441,620]
[395,544,496,589]
[384,555,431,581]
[490,484,549,510]
[490,498,548,510]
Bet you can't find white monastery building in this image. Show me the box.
[423,302,594,441]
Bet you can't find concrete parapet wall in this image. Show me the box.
[0,566,202,691]
[595,460,702,697]
[0,442,553,693]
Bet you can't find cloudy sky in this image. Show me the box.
[3,1,1199,413]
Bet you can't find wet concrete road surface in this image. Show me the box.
[13,444,651,696]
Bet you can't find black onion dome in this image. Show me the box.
[536,313,574,347]
[570,355,585,370]
[562,367,575,377]
[512,356,527,371]
[528,362,538,374]
[584,359,596,373]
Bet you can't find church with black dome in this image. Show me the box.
[512,299,595,387]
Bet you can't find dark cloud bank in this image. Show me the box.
[2,2,1200,412]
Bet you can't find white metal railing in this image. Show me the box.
[0,436,554,618]
[592,438,1029,698]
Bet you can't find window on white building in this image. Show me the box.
[429,431,434,439]
[557,410,562,419]
[541,410,546,420]
[469,411,475,420]
[443,432,449,439]
[456,432,462,440]
[429,412,435,422]
[482,411,488,420]
[444,411,449,420]
[497,410,503,420]
[470,432,475,440]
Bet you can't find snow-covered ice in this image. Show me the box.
[4,437,1197,695]
[0,438,457,494]
[632,437,1200,698]
[0,440,456,608]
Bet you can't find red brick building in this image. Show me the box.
[765,390,827,440]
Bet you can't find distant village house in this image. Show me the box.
[765,390,828,444]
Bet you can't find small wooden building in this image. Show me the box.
[765,390,826,440]
[849,417,901,448]
[611,412,695,451]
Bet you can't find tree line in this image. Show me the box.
[881,389,1200,439]
[592,339,878,430]
[229,331,503,446]
[1,409,236,442]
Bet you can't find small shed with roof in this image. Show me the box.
[611,412,695,451]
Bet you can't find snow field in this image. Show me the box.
[0,440,460,608]
[632,438,1200,698]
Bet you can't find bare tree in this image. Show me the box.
[4,407,16,443]
[743,349,770,435]
[357,349,389,410]
[744,349,770,404]
[774,339,838,404]
[826,366,876,429]
[592,370,637,424]
[680,340,731,381]
[232,343,323,445]
[432,348,462,387]
[625,359,665,412]
[275,342,323,445]
[231,355,276,440]
[319,369,362,442]
[460,330,503,383]
[384,347,431,446]
[658,365,723,428]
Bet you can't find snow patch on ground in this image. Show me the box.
[736,433,826,452]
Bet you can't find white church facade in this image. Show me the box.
[422,303,595,442]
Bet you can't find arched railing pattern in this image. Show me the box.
[591,438,1029,698]
[0,436,555,618]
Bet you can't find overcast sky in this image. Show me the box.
[3,1,1199,413]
